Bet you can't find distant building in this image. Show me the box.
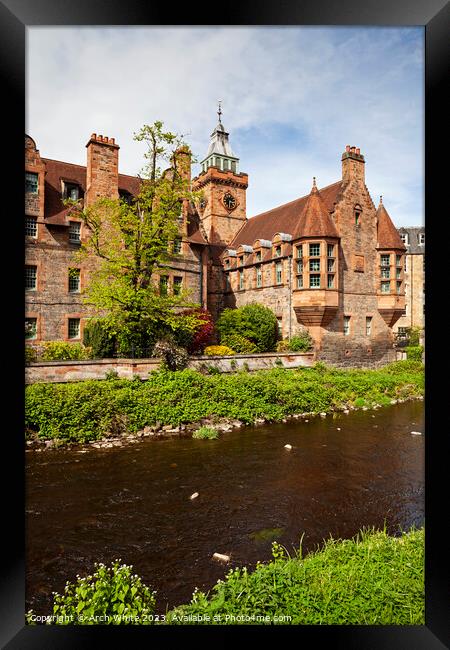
[394,227,425,337]
[25,111,409,366]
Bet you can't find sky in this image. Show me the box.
[26,26,424,227]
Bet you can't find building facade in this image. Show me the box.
[26,115,411,365]
[393,227,425,336]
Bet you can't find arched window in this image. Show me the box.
[354,204,362,226]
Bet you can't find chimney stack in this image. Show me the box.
[341,145,365,184]
[85,133,120,206]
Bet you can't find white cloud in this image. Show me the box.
[26,26,424,227]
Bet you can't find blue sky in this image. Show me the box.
[26,26,424,227]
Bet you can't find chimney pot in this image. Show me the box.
[350,146,356,153]
[111,138,115,144]
[346,145,350,152]
[356,147,360,155]
[92,133,96,139]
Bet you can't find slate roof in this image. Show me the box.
[397,226,425,254]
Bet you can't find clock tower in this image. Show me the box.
[192,105,248,245]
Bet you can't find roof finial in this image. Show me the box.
[217,100,222,124]
[312,176,317,190]
[380,195,383,204]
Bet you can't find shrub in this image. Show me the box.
[26,560,156,625]
[287,332,313,352]
[204,345,235,356]
[25,346,37,365]
[405,345,424,362]
[175,308,215,354]
[40,341,89,361]
[83,319,117,359]
[153,338,189,371]
[407,327,422,347]
[276,340,289,352]
[217,303,279,353]
[220,334,258,354]
[192,426,219,440]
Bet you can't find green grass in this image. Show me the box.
[25,361,424,444]
[192,426,219,440]
[166,527,424,625]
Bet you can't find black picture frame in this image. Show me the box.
[1,0,448,647]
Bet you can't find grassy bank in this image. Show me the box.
[166,526,424,625]
[25,360,424,445]
[30,527,424,625]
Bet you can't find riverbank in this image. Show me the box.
[25,360,424,449]
[165,526,424,625]
[29,526,424,625]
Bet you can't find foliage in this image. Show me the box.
[25,361,424,444]
[286,332,313,352]
[407,327,422,347]
[204,345,235,356]
[66,121,203,357]
[26,560,156,625]
[166,527,424,625]
[83,319,117,359]
[405,346,424,362]
[192,426,219,440]
[40,341,90,361]
[153,337,189,371]
[25,346,38,365]
[220,333,258,354]
[217,303,279,353]
[174,308,215,354]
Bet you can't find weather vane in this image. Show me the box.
[217,100,222,123]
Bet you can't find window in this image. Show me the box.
[381,281,390,293]
[256,266,262,288]
[173,276,183,295]
[275,261,282,285]
[25,318,37,340]
[419,233,425,245]
[274,245,282,258]
[68,268,80,293]
[381,268,390,279]
[366,317,372,337]
[297,275,303,289]
[25,216,37,237]
[69,221,81,243]
[309,274,320,288]
[225,258,230,268]
[380,254,390,267]
[255,251,261,262]
[231,161,237,173]
[400,233,409,246]
[173,238,182,254]
[215,157,220,167]
[396,268,401,279]
[238,256,243,267]
[64,182,81,201]
[397,327,407,339]
[159,276,168,296]
[309,243,320,257]
[296,245,303,258]
[309,259,320,272]
[239,270,244,290]
[68,318,80,339]
[396,281,402,294]
[344,316,350,336]
[25,172,38,194]
[327,259,335,272]
[396,254,402,266]
[355,211,361,226]
[296,260,303,274]
[327,244,335,258]
[327,274,334,288]
[25,265,37,290]
[223,159,229,171]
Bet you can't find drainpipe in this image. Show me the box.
[288,254,292,340]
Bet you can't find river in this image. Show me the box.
[26,400,424,616]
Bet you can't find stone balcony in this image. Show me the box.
[293,289,339,326]
[377,293,406,327]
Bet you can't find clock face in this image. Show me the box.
[223,192,237,211]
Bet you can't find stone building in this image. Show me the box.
[25,113,408,365]
[393,226,425,337]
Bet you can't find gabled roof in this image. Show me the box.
[292,182,339,239]
[376,200,407,250]
[230,181,342,247]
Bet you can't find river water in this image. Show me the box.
[26,400,424,616]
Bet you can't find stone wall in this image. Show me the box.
[25,352,315,384]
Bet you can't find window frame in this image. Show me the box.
[68,268,81,293]
[25,171,38,194]
[25,317,37,340]
[25,265,37,291]
[25,215,38,238]
[69,221,81,243]
[68,318,80,340]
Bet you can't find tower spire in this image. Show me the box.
[217,100,222,124]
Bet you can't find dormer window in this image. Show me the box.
[225,258,230,268]
[419,233,425,246]
[255,251,261,262]
[274,245,282,258]
[63,181,82,201]
[400,233,409,246]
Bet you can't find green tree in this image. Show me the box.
[67,122,202,356]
